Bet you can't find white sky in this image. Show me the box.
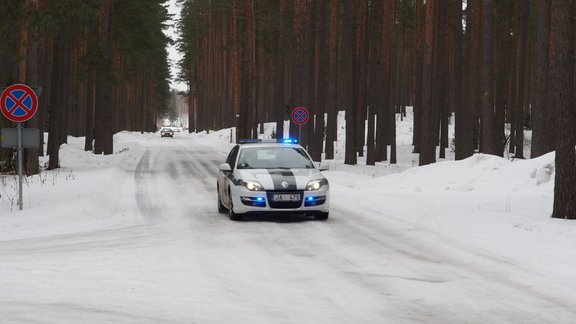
[2,108,576,322]
[165,0,187,91]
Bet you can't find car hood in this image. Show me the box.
[236,168,323,190]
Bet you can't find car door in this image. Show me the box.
[218,145,239,206]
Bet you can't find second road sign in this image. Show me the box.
[291,107,310,126]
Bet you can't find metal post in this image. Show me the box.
[298,125,301,143]
[17,122,23,210]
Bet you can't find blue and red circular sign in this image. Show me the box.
[291,106,310,126]
[1,84,38,123]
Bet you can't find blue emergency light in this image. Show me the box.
[278,138,298,144]
[239,138,298,144]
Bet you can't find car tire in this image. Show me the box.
[228,190,243,221]
[217,187,227,214]
[314,212,329,221]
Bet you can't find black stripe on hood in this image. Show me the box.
[268,170,297,190]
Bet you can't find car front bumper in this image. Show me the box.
[230,186,329,215]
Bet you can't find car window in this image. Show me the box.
[236,147,314,169]
[226,145,240,170]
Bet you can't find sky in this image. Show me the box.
[165,0,187,91]
[2,108,576,323]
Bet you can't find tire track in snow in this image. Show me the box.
[134,148,166,223]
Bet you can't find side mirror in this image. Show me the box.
[219,163,232,172]
[318,162,329,171]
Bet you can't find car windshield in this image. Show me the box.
[236,147,315,170]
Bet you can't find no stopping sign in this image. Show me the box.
[0,84,38,122]
[291,107,310,126]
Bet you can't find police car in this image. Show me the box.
[217,139,330,221]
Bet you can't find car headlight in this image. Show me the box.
[242,180,263,191]
[306,178,328,191]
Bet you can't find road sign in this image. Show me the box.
[291,107,310,126]
[0,128,40,148]
[0,84,41,211]
[0,84,39,122]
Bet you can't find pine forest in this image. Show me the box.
[1,0,575,218]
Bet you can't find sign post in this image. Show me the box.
[291,106,310,142]
[17,123,23,210]
[1,84,39,210]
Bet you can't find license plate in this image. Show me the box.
[273,194,301,202]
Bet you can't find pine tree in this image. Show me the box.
[550,0,576,219]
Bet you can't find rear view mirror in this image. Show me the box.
[219,163,232,172]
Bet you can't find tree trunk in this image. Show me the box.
[84,66,95,151]
[551,0,576,219]
[291,0,313,145]
[343,0,357,165]
[387,0,397,164]
[354,0,368,160]
[310,0,326,162]
[456,0,478,160]
[513,0,529,159]
[494,0,512,155]
[24,0,40,176]
[435,0,448,159]
[324,0,339,160]
[366,0,384,166]
[448,0,463,151]
[480,0,498,155]
[94,0,115,155]
[419,0,437,166]
[412,0,424,154]
[531,0,554,158]
[47,35,68,170]
[274,0,287,139]
[245,0,256,138]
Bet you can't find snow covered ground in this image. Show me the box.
[1,109,576,323]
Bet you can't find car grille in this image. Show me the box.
[266,191,304,209]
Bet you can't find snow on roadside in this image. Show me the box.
[0,131,154,240]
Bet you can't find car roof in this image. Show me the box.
[238,143,303,149]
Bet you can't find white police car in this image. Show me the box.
[217,139,330,221]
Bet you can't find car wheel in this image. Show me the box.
[217,186,227,214]
[315,212,329,221]
[228,189,243,221]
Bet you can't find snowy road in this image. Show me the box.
[2,135,576,323]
